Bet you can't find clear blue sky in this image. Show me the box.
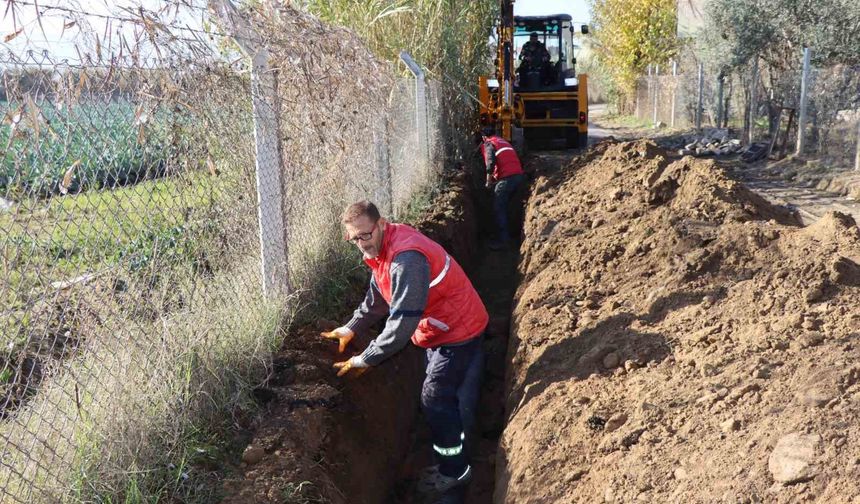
[514,0,592,24]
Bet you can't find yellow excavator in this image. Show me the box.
[479,0,589,149]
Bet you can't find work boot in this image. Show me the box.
[416,465,472,494]
[431,486,467,504]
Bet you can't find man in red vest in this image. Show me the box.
[321,200,488,496]
[480,126,525,250]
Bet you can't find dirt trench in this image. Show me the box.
[220,136,860,504]
[218,169,521,504]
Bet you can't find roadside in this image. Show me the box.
[588,106,860,224]
[727,158,860,224]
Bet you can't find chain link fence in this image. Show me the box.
[0,2,445,501]
[633,50,860,170]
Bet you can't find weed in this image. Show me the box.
[281,481,324,504]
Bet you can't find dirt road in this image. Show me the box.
[588,108,860,225]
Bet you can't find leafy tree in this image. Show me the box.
[589,0,678,111]
[698,0,860,75]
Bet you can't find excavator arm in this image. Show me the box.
[479,0,516,141]
[497,0,515,140]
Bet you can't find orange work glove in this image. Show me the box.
[333,356,369,378]
[320,326,354,353]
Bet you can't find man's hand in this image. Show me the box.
[333,356,370,377]
[320,327,354,353]
[485,175,495,189]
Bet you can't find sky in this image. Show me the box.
[514,0,592,24]
[0,0,209,64]
[0,0,594,64]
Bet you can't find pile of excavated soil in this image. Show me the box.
[219,172,479,503]
[496,140,860,503]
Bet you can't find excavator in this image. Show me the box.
[479,0,590,149]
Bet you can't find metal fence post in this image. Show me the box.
[635,84,640,119]
[652,64,659,127]
[748,57,759,144]
[696,62,704,130]
[796,47,812,155]
[670,60,677,128]
[855,120,860,171]
[716,74,724,128]
[399,51,430,167]
[374,117,394,215]
[210,0,289,299]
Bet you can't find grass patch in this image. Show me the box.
[0,258,285,503]
[1,169,240,313]
[600,113,655,129]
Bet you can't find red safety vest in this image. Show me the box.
[481,136,524,180]
[365,223,488,348]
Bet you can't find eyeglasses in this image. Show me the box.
[346,222,377,243]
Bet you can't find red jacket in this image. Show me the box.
[481,136,524,180]
[365,223,488,348]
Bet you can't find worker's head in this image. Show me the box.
[342,200,386,259]
[530,32,539,42]
[481,125,495,139]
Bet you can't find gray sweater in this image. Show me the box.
[345,250,429,366]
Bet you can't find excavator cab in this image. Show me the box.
[479,7,589,149]
[514,16,582,90]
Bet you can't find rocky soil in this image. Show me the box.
[496,139,860,503]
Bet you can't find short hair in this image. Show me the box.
[342,200,381,225]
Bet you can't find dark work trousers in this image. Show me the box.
[493,173,526,243]
[421,334,485,477]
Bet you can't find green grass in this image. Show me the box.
[1,170,229,313]
[0,164,254,428]
[0,253,283,503]
[601,113,655,129]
